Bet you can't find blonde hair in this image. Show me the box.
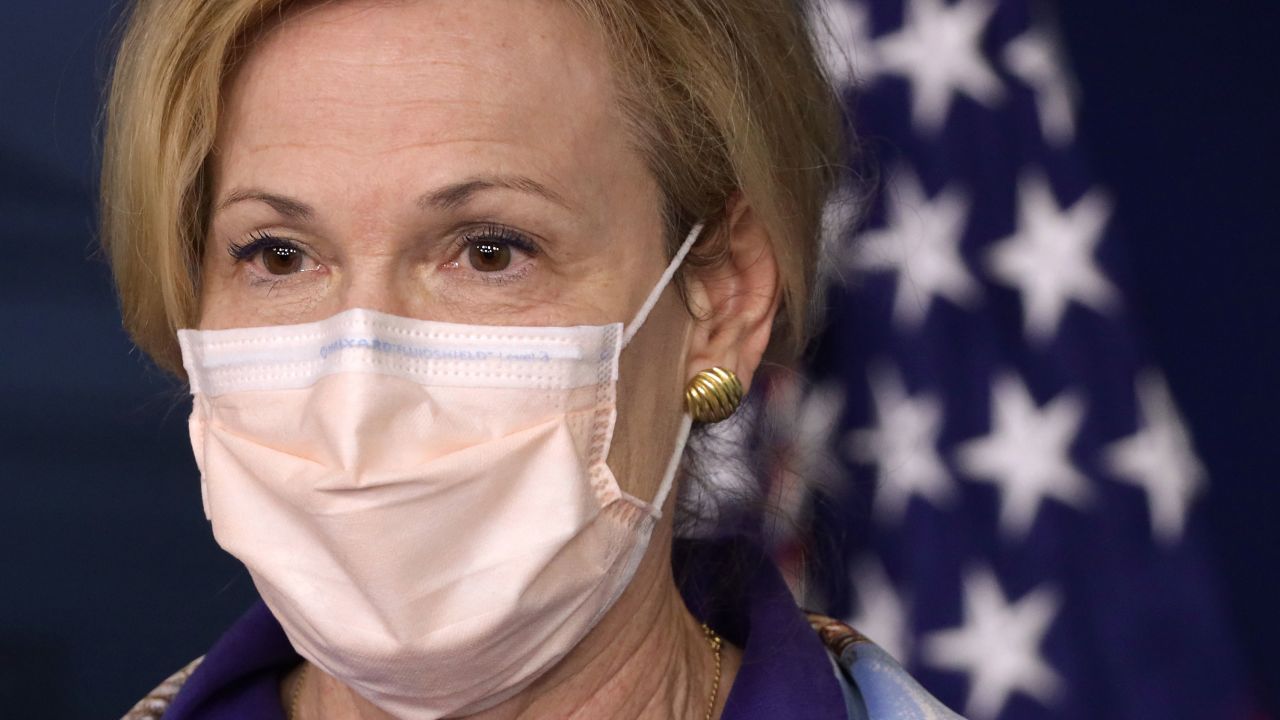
[101,0,844,375]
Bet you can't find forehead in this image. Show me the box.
[216,0,631,207]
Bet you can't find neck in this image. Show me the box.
[286,531,742,720]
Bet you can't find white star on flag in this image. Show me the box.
[986,172,1118,342]
[847,363,954,524]
[810,0,880,90]
[923,568,1063,719]
[876,0,1004,134]
[848,167,981,328]
[1104,370,1208,544]
[847,556,911,663]
[956,372,1091,537]
[1003,28,1078,145]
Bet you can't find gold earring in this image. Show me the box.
[684,367,744,424]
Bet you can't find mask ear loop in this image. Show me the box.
[647,413,693,519]
[621,222,705,348]
[620,222,704,516]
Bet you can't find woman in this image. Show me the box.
[104,0,962,718]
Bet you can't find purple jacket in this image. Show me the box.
[124,540,960,719]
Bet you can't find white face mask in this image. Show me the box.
[178,224,704,719]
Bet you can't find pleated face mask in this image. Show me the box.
[178,224,703,719]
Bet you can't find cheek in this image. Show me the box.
[196,250,235,329]
[607,293,692,499]
[196,253,331,330]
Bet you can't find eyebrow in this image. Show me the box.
[216,189,314,220]
[214,175,570,219]
[417,175,570,211]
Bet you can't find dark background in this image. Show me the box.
[1054,2,1280,712]
[1,1,1276,717]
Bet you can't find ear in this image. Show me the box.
[683,195,780,393]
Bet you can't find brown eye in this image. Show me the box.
[468,241,512,272]
[262,245,303,275]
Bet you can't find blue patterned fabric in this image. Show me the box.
[835,641,966,719]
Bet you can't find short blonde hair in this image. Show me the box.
[101,0,844,375]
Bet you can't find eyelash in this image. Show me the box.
[225,225,541,281]
[227,231,293,262]
[458,223,539,257]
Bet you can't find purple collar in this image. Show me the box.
[162,539,847,719]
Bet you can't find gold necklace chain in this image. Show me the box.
[701,623,724,720]
[289,663,308,720]
[289,625,724,720]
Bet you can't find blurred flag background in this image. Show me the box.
[756,1,1263,718]
[1,0,1276,717]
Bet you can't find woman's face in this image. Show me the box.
[204,0,671,332]
[202,0,695,503]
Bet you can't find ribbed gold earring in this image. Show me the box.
[684,367,744,424]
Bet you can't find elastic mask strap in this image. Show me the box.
[621,223,705,348]
[649,414,693,519]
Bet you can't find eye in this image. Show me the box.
[227,233,317,277]
[261,245,303,275]
[468,240,512,272]
[454,225,539,277]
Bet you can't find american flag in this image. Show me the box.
[760,0,1255,717]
